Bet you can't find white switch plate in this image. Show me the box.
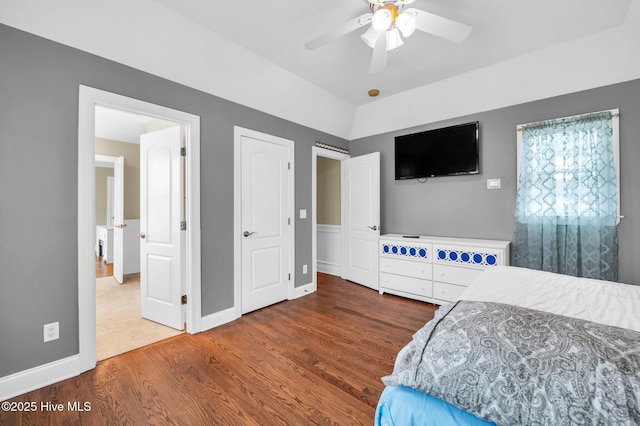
[300,209,307,219]
[303,264,308,274]
[487,178,501,189]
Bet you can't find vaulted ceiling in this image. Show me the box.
[1,0,640,139]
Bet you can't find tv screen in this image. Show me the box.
[394,121,479,180]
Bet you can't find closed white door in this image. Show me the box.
[139,126,184,330]
[240,131,293,314]
[343,152,380,290]
[112,156,125,284]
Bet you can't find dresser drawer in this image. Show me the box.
[380,272,432,297]
[433,281,465,302]
[379,257,432,280]
[432,264,482,287]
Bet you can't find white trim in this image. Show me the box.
[233,126,295,318]
[199,307,239,331]
[612,112,621,224]
[78,86,202,375]
[0,355,81,401]
[312,146,350,291]
[316,224,342,276]
[292,281,315,299]
[95,154,118,168]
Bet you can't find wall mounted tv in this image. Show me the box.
[394,121,479,180]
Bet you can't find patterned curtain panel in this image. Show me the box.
[512,111,618,281]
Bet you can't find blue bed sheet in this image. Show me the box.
[375,386,494,426]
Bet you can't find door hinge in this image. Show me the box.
[181,295,187,305]
[288,273,291,281]
[288,217,291,225]
[288,162,291,170]
[181,147,186,156]
[181,221,187,230]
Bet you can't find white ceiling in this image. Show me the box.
[1,0,640,140]
[94,106,158,144]
[153,0,630,106]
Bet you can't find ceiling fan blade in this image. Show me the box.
[370,32,388,74]
[305,13,372,50]
[412,8,471,43]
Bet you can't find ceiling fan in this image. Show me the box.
[305,0,472,73]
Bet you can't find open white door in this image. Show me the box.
[343,152,380,290]
[112,156,125,284]
[139,126,184,330]
[239,129,293,314]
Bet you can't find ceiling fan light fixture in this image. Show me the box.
[396,10,417,38]
[360,26,380,48]
[385,27,403,51]
[371,8,392,32]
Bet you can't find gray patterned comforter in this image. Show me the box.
[382,301,640,425]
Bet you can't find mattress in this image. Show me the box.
[459,265,640,331]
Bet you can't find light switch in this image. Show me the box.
[487,178,501,189]
[300,209,307,219]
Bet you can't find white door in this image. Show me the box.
[106,176,114,227]
[343,152,380,290]
[240,131,293,314]
[139,126,184,330]
[112,156,125,284]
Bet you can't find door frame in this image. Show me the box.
[311,146,350,291]
[78,85,202,373]
[233,126,295,318]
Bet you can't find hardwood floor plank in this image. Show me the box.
[1,273,437,425]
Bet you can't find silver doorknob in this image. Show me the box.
[243,231,255,237]
[368,225,378,231]
[137,233,146,239]
[115,223,128,229]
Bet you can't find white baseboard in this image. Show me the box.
[292,281,315,299]
[317,262,341,276]
[199,306,239,333]
[0,355,82,402]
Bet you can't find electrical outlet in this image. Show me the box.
[44,322,59,343]
[302,264,308,274]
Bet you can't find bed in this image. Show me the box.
[376,266,640,425]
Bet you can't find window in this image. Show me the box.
[512,109,620,281]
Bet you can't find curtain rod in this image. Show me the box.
[517,108,619,132]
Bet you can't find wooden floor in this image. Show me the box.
[95,255,113,278]
[2,273,437,425]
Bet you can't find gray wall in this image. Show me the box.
[0,24,347,377]
[350,79,640,286]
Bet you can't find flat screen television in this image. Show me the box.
[394,121,479,180]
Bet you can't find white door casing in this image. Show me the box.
[76,85,201,380]
[235,127,294,315]
[343,152,380,290]
[140,127,185,330]
[112,156,125,284]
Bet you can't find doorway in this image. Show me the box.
[312,148,381,291]
[78,85,202,373]
[312,147,349,292]
[93,119,184,360]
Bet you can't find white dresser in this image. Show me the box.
[379,234,510,304]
